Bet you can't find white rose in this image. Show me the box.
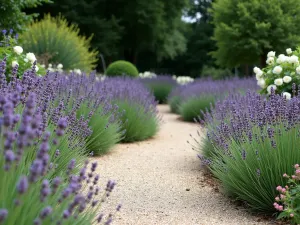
[267,85,277,94]
[253,66,260,74]
[282,92,292,100]
[266,57,274,65]
[272,66,283,74]
[11,61,18,67]
[290,55,299,64]
[13,46,23,55]
[57,64,63,69]
[24,58,29,63]
[257,79,266,88]
[274,78,283,86]
[276,54,287,64]
[283,76,292,83]
[296,66,300,75]
[48,63,52,68]
[286,48,292,55]
[41,64,45,68]
[255,72,263,80]
[267,51,276,58]
[74,69,82,75]
[26,52,36,63]
[35,66,39,72]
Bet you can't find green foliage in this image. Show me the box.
[0,33,46,79]
[25,0,188,66]
[158,0,215,77]
[168,96,182,114]
[116,100,159,142]
[142,81,176,104]
[179,95,215,121]
[105,60,139,77]
[201,65,234,80]
[0,0,51,33]
[275,166,300,224]
[210,124,300,213]
[211,0,300,68]
[76,104,123,156]
[20,14,98,72]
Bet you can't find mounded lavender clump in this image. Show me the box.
[168,77,258,121]
[198,87,300,213]
[0,58,121,224]
[139,75,177,104]
[98,77,160,142]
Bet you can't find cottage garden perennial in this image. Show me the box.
[254,48,300,98]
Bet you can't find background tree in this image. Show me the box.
[0,0,51,33]
[157,0,215,77]
[211,0,300,75]
[26,0,188,71]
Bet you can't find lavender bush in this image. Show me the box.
[0,61,120,224]
[99,77,160,142]
[169,77,258,122]
[198,86,300,213]
[139,75,177,104]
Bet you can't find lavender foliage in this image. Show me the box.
[198,89,300,212]
[0,58,121,224]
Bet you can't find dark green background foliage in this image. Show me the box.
[0,0,51,33]
[105,60,139,77]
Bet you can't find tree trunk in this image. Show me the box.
[244,64,249,77]
[260,54,267,68]
[124,49,138,65]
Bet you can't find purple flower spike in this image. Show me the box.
[0,209,8,222]
[17,176,29,194]
[39,206,52,219]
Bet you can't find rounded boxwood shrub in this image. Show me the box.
[105,60,139,77]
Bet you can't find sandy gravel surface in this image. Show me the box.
[93,105,271,225]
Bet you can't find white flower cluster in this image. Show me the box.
[139,71,157,79]
[12,46,39,72]
[254,48,298,100]
[174,75,194,85]
[47,63,64,73]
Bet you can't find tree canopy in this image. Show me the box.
[211,0,300,68]
[0,0,51,33]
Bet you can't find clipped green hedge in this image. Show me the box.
[105,60,139,77]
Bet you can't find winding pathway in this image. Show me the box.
[94,105,270,225]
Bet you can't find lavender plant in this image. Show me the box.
[100,77,160,142]
[169,77,258,121]
[0,58,121,224]
[198,87,300,213]
[0,92,120,225]
[139,75,177,104]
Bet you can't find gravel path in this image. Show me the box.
[93,105,270,225]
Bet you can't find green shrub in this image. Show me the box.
[0,32,46,79]
[116,100,159,142]
[179,95,215,122]
[141,76,177,104]
[211,125,300,213]
[201,65,234,80]
[20,14,98,72]
[105,60,139,77]
[168,95,182,114]
[76,103,123,156]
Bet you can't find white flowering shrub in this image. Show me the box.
[173,75,194,85]
[254,48,300,99]
[0,31,46,78]
[139,71,157,79]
